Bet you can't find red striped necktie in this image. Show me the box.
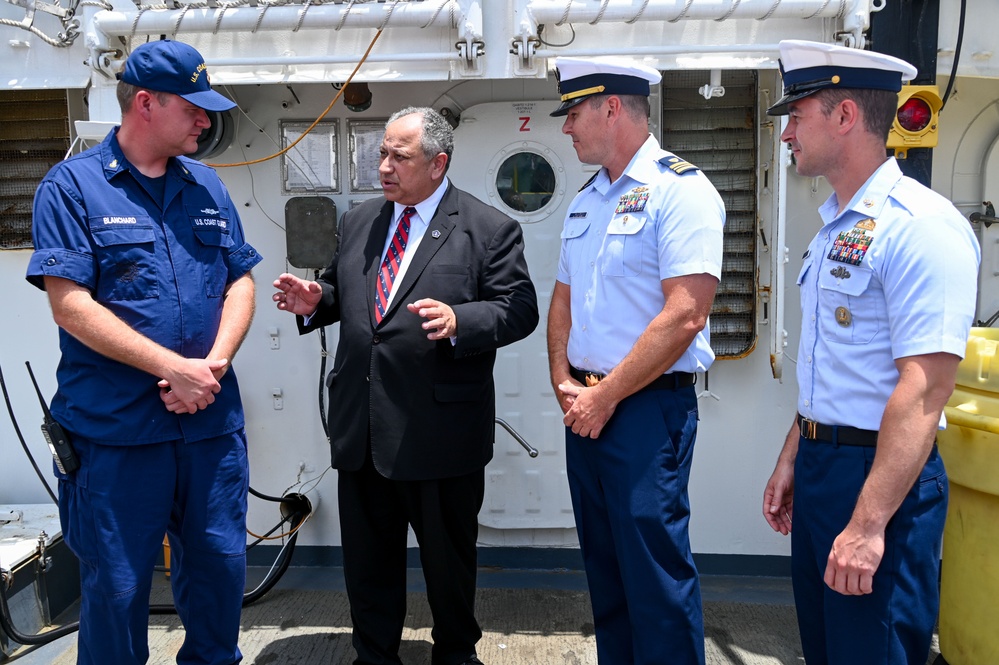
[374,206,415,323]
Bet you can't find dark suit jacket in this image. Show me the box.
[299,184,539,481]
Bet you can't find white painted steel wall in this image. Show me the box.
[1,0,996,559]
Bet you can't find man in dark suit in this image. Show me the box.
[273,106,539,665]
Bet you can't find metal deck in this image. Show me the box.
[6,567,943,664]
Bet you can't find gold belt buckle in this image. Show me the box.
[800,417,818,439]
[585,373,601,388]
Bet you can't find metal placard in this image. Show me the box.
[281,120,339,194]
[347,119,387,192]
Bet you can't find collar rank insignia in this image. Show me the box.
[578,172,598,192]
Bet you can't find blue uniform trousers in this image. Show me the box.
[791,438,947,665]
[565,385,704,665]
[57,431,249,665]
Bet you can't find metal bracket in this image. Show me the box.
[695,371,721,402]
[511,34,541,76]
[698,69,725,100]
[35,532,52,575]
[970,200,997,228]
[85,47,123,79]
[456,39,484,76]
[8,0,72,25]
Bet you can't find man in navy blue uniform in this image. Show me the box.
[763,40,980,665]
[27,39,261,665]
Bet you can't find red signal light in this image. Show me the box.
[897,98,932,132]
[887,85,942,158]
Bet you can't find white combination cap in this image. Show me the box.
[767,39,917,116]
[551,56,662,117]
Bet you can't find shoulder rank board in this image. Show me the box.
[657,154,700,176]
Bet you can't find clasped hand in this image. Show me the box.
[158,357,227,414]
[557,381,616,439]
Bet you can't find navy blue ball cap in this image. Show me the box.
[551,56,662,117]
[767,39,917,116]
[121,40,236,112]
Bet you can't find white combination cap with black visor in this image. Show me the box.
[766,39,917,116]
[550,56,662,117]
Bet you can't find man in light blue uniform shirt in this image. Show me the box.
[762,40,980,665]
[546,56,724,665]
[27,40,260,665]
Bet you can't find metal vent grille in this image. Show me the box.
[0,90,70,250]
[661,70,758,358]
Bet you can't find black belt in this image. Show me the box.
[569,367,695,391]
[797,413,879,447]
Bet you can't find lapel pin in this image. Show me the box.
[431,230,441,239]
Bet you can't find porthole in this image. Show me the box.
[486,143,565,224]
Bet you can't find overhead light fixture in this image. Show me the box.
[343,82,372,112]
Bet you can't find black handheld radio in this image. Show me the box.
[26,361,79,475]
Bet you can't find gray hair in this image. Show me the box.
[387,106,454,174]
[586,94,650,121]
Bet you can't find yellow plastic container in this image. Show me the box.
[938,327,999,665]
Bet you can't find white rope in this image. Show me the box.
[757,0,782,21]
[668,0,695,22]
[589,0,610,25]
[715,0,742,21]
[625,0,652,24]
[292,0,312,32]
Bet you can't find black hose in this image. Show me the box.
[0,361,58,504]
[246,512,295,549]
[150,496,309,613]
[241,506,307,606]
[315,268,330,441]
[939,0,965,112]
[3,365,317,644]
[249,486,286,503]
[0,572,78,645]
[0,498,312,644]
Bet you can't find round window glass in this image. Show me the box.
[495,152,557,213]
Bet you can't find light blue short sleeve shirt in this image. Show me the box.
[796,158,980,430]
[556,135,725,375]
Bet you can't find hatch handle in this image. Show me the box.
[495,417,539,458]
